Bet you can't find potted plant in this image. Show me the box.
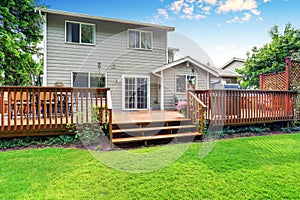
[151,99,160,110]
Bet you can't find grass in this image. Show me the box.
[1,134,300,199]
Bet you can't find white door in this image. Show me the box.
[123,76,150,110]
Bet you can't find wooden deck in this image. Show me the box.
[1,86,299,141]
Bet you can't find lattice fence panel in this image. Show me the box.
[290,60,300,91]
[262,72,286,90]
[290,60,300,123]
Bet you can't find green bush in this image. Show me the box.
[0,135,78,150]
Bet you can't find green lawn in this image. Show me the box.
[1,134,300,199]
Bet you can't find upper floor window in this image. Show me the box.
[66,21,95,45]
[128,29,153,50]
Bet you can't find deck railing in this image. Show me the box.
[187,91,207,134]
[193,89,296,126]
[0,86,111,137]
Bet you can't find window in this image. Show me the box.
[72,72,88,87]
[66,21,95,44]
[72,72,106,88]
[128,29,152,50]
[176,75,197,93]
[90,73,106,88]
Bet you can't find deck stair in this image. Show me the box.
[111,117,202,145]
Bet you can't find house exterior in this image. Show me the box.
[40,9,238,111]
[219,57,245,83]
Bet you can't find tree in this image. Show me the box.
[0,0,43,86]
[237,23,300,89]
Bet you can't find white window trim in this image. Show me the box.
[122,75,150,111]
[127,29,153,50]
[71,72,107,88]
[175,74,198,94]
[65,20,96,45]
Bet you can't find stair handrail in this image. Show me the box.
[187,90,207,134]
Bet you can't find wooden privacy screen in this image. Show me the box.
[260,71,287,90]
[260,58,300,91]
[289,59,300,91]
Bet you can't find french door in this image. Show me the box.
[123,75,150,110]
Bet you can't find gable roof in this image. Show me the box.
[220,57,246,70]
[39,8,175,31]
[152,56,220,77]
[217,69,243,77]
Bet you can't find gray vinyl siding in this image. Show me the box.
[222,61,244,74]
[163,63,209,110]
[46,13,168,110]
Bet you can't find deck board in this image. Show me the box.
[112,110,187,124]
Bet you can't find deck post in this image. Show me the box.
[259,74,264,90]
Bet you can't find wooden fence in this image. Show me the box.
[0,86,112,138]
[192,89,296,126]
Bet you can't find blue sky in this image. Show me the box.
[41,0,300,67]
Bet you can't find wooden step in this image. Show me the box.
[112,125,196,134]
[112,132,202,143]
[112,118,191,126]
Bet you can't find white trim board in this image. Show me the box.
[122,75,150,111]
[152,56,219,77]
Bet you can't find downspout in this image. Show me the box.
[206,72,210,89]
[35,9,47,86]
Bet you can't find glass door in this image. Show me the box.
[123,76,149,110]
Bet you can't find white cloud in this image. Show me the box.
[217,0,258,13]
[227,16,240,23]
[227,13,252,23]
[193,14,207,19]
[212,44,249,67]
[251,9,260,15]
[157,8,169,19]
[180,14,206,19]
[170,0,185,14]
[202,6,211,14]
[204,0,217,5]
[153,0,267,23]
[241,13,252,22]
[152,8,170,24]
[183,4,194,15]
